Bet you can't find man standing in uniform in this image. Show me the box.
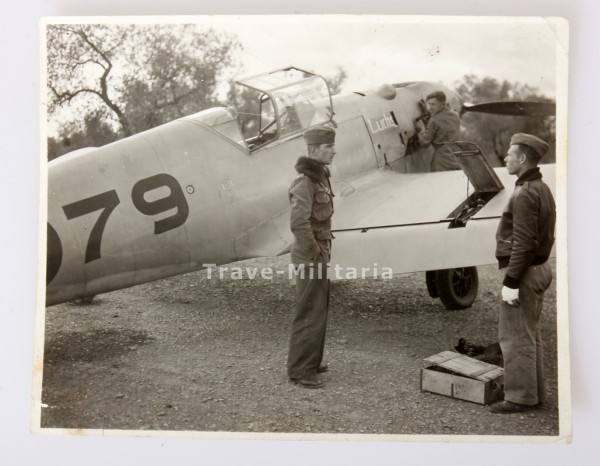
[416,90,461,171]
[287,126,336,389]
[490,133,556,414]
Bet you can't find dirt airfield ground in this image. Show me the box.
[39,257,560,438]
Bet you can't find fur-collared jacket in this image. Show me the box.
[288,156,335,265]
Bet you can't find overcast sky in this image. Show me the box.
[216,16,560,98]
[47,16,562,135]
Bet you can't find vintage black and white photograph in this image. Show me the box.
[33,16,569,441]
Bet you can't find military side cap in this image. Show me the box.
[303,126,336,145]
[510,133,549,158]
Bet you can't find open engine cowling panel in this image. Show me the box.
[443,142,505,228]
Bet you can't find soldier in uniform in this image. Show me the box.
[489,133,556,414]
[416,90,461,171]
[287,126,336,389]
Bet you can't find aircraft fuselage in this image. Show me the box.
[45,81,553,305]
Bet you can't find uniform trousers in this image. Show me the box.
[499,262,552,405]
[287,259,330,380]
[431,146,460,171]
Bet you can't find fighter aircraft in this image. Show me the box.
[45,66,556,309]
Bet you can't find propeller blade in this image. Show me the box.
[461,101,555,117]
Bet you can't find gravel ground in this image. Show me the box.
[39,257,560,438]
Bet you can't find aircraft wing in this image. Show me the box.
[333,169,472,230]
[330,164,555,276]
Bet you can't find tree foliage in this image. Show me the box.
[226,83,261,140]
[47,24,240,159]
[47,25,133,137]
[325,67,348,96]
[47,110,120,160]
[455,74,556,165]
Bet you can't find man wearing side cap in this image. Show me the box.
[415,90,461,171]
[489,133,556,414]
[287,126,336,389]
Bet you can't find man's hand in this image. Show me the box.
[502,286,520,307]
[415,119,425,132]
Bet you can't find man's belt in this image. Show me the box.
[314,230,333,240]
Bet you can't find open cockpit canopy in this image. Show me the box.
[234,66,334,151]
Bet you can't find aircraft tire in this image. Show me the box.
[434,267,479,310]
[425,271,439,298]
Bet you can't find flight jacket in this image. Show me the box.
[288,156,335,265]
[495,167,556,289]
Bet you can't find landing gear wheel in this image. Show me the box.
[425,271,439,298]
[434,267,479,310]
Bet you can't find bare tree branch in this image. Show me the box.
[47,24,241,150]
[50,85,103,104]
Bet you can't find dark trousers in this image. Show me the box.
[431,147,461,171]
[287,262,330,379]
[499,263,552,405]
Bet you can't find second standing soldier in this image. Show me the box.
[489,133,556,414]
